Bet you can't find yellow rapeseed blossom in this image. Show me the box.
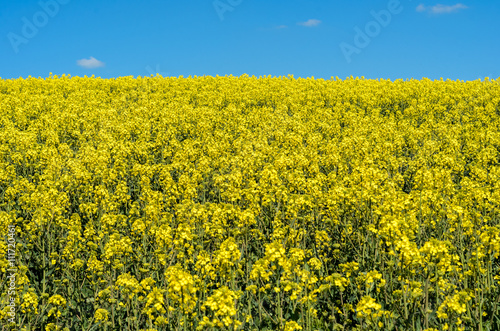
[1,75,500,330]
[284,320,303,331]
[94,308,110,322]
[201,286,241,328]
[165,265,198,313]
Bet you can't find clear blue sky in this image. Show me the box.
[1,0,498,80]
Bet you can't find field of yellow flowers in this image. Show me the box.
[0,74,499,331]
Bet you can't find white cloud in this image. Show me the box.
[275,25,288,29]
[416,3,468,14]
[76,56,105,69]
[297,19,321,27]
[416,4,427,12]
[431,3,468,14]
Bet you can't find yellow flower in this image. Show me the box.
[165,265,198,313]
[94,308,109,322]
[142,287,167,319]
[48,294,66,307]
[202,286,240,327]
[284,320,303,331]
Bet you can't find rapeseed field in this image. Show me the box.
[0,75,499,330]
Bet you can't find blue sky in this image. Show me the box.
[1,0,499,80]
